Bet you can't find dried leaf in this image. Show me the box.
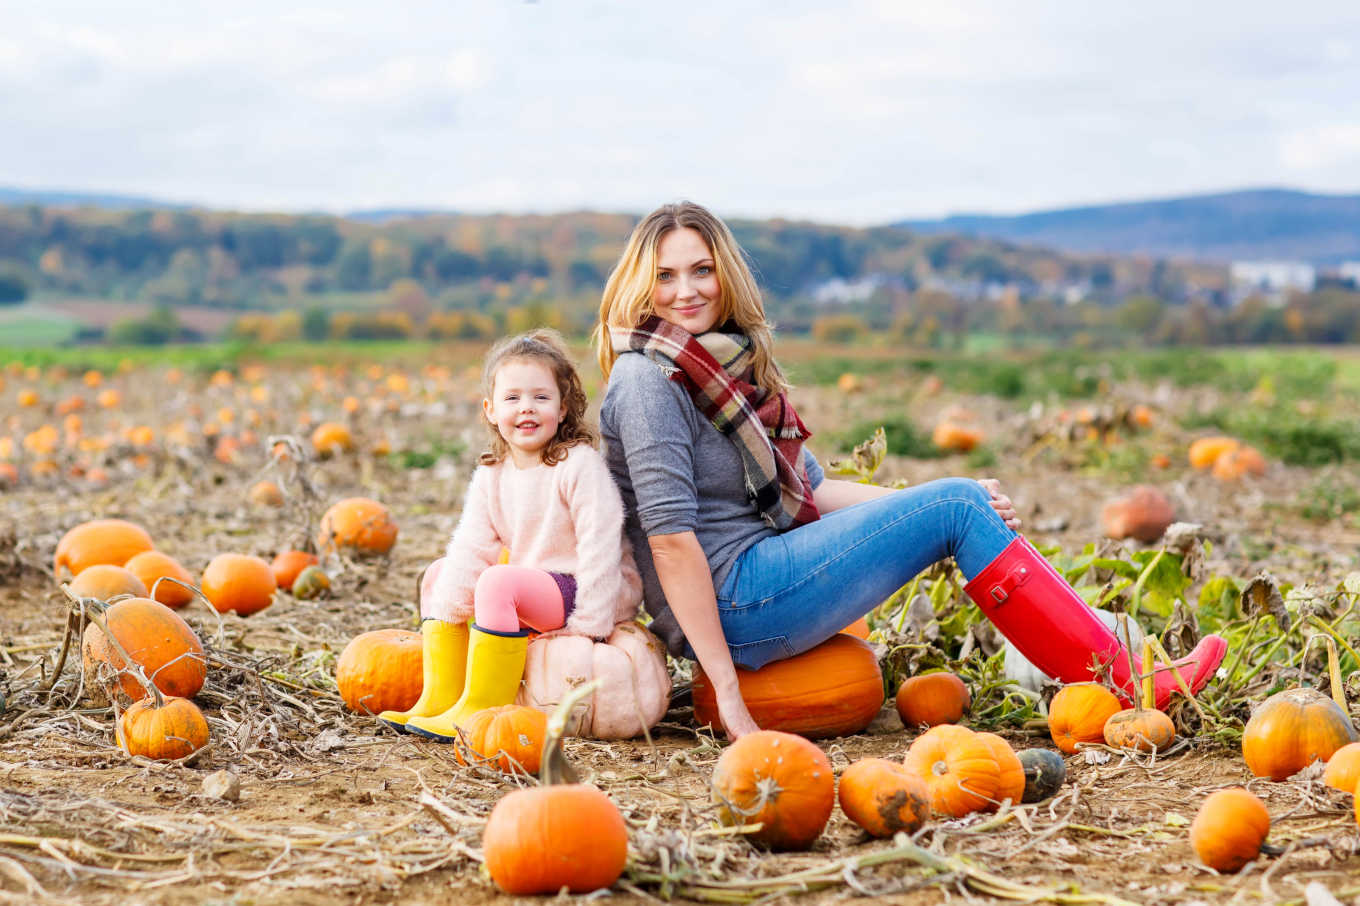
[1241,572,1289,631]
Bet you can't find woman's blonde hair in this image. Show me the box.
[479,328,597,467]
[591,201,789,396]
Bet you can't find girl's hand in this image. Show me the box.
[977,478,1021,530]
[715,687,761,741]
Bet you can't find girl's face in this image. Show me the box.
[652,227,722,335]
[483,358,565,467]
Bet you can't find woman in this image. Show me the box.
[593,202,1225,739]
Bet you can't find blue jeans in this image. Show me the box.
[715,477,1017,669]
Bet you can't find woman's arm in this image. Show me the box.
[648,531,760,740]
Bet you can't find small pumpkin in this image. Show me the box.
[1323,742,1360,794]
[975,732,1025,810]
[1188,436,1239,470]
[1048,683,1123,755]
[932,421,983,453]
[336,629,423,715]
[1189,788,1270,873]
[270,550,318,590]
[123,550,196,609]
[68,564,149,602]
[457,705,547,774]
[81,597,207,703]
[1103,707,1176,753]
[1017,748,1066,802]
[902,724,1000,817]
[1242,688,1358,781]
[837,758,930,837]
[310,422,354,458]
[1211,445,1267,481]
[201,553,277,616]
[483,785,628,895]
[517,621,671,740]
[692,633,883,740]
[316,497,398,557]
[895,672,971,728]
[54,518,154,579]
[248,480,285,508]
[117,695,210,761]
[1100,485,1175,543]
[291,565,331,600]
[711,730,835,850]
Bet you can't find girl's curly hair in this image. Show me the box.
[478,328,597,467]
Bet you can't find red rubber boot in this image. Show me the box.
[965,536,1226,709]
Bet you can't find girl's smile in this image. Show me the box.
[483,358,565,468]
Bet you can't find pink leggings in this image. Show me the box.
[471,565,567,634]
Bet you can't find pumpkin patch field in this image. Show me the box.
[2,341,1360,905]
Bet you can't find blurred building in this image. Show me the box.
[1229,260,1316,304]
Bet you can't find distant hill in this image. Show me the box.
[0,186,188,211]
[896,188,1360,264]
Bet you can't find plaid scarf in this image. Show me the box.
[612,316,819,530]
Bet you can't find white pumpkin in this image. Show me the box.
[516,621,671,739]
[1003,609,1145,693]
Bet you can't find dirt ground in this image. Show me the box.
[2,363,1359,905]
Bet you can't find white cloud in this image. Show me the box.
[1281,124,1360,170]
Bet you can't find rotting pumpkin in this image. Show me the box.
[81,596,206,704]
[837,757,930,837]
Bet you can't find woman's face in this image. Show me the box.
[652,227,722,335]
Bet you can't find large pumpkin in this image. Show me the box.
[458,705,547,774]
[55,519,154,578]
[117,696,210,761]
[516,621,671,740]
[123,550,196,609]
[837,758,930,837]
[1189,788,1270,873]
[711,730,835,850]
[317,497,398,557]
[975,732,1025,810]
[1323,742,1360,793]
[692,633,883,739]
[902,724,1000,817]
[483,785,628,894]
[336,629,423,715]
[68,564,149,601]
[81,597,207,703]
[1242,688,1358,781]
[201,553,277,616]
[1048,683,1123,755]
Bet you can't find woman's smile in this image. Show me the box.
[653,227,722,334]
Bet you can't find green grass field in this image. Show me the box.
[0,304,82,346]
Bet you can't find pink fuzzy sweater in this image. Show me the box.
[426,444,644,640]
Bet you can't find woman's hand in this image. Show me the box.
[714,686,761,740]
[977,478,1021,530]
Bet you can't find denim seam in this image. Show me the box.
[730,493,1000,608]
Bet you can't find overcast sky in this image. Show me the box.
[3,1,1359,225]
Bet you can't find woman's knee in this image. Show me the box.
[930,476,992,508]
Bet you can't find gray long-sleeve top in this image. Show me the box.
[599,351,826,658]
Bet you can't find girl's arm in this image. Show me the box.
[561,449,637,640]
[426,467,504,623]
[649,530,760,740]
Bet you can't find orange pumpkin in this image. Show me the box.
[692,633,883,739]
[837,758,930,837]
[902,725,1000,817]
[310,422,354,458]
[123,551,196,609]
[248,480,285,508]
[335,629,423,715]
[711,730,835,850]
[201,553,277,616]
[316,497,398,557]
[1323,742,1360,794]
[68,564,149,602]
[1188,436,1239,470]
[117,696,210,761]
[270,550,318,590]
[483,785,628,894]
[1049,683,1123,755]
[895,672,971,728]
[975,732,1025,810]
[458,705,547,774]
[54,519,154,579]
[840,617,871,640]
[1189,788,1270,873]
[1242,688,1358,781]
[1100,485,1175,543]
[932,422,983,453]
[81,597,206,703]
[1212,445,1267,481]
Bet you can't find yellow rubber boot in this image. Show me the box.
[378,619,469,731]
[407,625,528,742]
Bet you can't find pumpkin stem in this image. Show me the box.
[1116,613,1140,709]
[1326,637,1347,713]
[1140,638,1155,712]
[539,677,602,786]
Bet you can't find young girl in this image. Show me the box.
[379,329,643,740]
